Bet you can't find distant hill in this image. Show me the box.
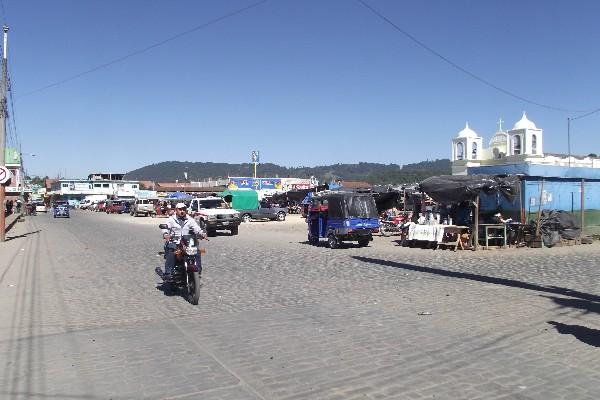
[124,159,451,185]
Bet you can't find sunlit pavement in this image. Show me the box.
[0,211,599,399]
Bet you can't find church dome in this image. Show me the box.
[512,112,537,130]
[457,122,478,138]
[489,131,508,145]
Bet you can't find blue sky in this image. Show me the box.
[5,0,600,178]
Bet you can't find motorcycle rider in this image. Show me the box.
[162,202,206,279]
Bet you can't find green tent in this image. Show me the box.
[220,189,258,210]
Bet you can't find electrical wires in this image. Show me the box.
[19,0,270,99]
[357,0,599,114]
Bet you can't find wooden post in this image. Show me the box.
[535,179,544,238]
[473,195,479,251]
[580,179,585,238]
[519,177,525,224]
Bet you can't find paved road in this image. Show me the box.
[0,210,599,399]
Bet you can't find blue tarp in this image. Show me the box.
[164,191,193,200]
[301,192,314,205]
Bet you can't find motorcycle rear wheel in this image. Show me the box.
[186,271,201,305]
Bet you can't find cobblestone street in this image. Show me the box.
[1,211,599,399]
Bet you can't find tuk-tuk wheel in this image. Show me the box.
[358,238,370,247]
[327,234,340,249]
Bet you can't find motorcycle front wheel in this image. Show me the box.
[186,271,201,305]
[380,222,391,237]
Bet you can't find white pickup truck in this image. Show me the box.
[189,197,241,236]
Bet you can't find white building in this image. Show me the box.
[451,113,600,175]
[49,174,141,201]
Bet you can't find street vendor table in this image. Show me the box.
[407,224,470,250]
[408,224,445,242]
[438,225,470,251]
[479,223,507,248]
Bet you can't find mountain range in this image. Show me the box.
[124,159,451,185]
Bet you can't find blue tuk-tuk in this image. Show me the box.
[53,201,70,218]
[307,192,379,248]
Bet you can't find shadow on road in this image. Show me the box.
[351,256,600,303]
[353,256,600,347]
[541,295,600,315]
[547,321,600,347]
[5,230,42,241]
[298,240,366,249]
[155,284,178,297]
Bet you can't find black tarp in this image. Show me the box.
[418,174,520,205]
[538,209,581,247]
[270,184,329,203]
[372,191,401,213]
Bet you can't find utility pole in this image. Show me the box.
[0,26,9,242]
[567,117,571,168]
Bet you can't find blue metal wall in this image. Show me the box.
[468,162,600,231]
[521,179,600,212]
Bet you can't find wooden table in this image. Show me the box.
[407,224,470,250]
[437,225,470,251]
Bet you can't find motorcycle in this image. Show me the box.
[379,214,408,237]
[155,224,205,305]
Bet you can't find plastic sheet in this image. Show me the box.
[418,174,520,205]
[538,209,581,247]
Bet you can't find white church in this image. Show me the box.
[451,112,600,175]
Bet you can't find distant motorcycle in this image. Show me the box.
[379,214,407,237]
[155,224,204,305]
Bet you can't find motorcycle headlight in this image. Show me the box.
[185,246,198,255]
[233,213,240,218]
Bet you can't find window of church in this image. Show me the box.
[456,143,464,160]
[471,143,478,159]
[532,135,537,154]
[513,135,521,155]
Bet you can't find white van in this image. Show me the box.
[131,198,156,217]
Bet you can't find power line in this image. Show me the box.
[357,0,599,114]
[570,107,600,121]
[19,0,270,99]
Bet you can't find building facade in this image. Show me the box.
[2,147,32,199]
[49,173,141,202]
[451,113,599,175]
[451,113,600,234]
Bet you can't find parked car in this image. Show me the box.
[34,202,47,213]
[189,197,241,236]
[53,201,70,218]
[105,200,125,214]
[238,202,288,222]
[131,198,156,217]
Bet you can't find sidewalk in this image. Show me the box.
[4,211,22,234]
